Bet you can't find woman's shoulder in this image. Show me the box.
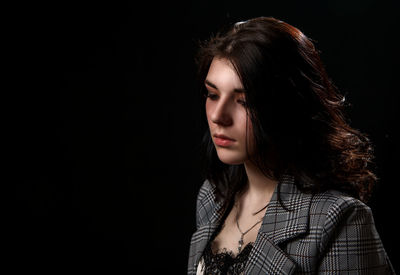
[305,190,394,273]
[310,189,371,215]
[195,179,220,228]
[308,189,374,230]
[197,179,215,202]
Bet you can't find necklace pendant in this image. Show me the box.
[238,235,244,253]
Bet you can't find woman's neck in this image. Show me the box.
[240,160,278,212]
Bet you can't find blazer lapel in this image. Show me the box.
[188,223,219,274]
[188,181,224,274]
[244,173,313,274]
[245,232,298,274]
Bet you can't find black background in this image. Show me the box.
[10,0,399,273]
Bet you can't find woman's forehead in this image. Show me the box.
[205,57,244,93]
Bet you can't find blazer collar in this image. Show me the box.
[243,174,313,274]
[196,173,312,244]
[258,173,312,244]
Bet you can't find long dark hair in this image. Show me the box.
[196,17,377,213]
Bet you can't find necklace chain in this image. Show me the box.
[235,202,267,253]
[236,217,263,236]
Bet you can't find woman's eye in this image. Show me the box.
[206,93,247,107]
[206,93,218,100]
[237,99,247,107]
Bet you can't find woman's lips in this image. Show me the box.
[214,137,235,147]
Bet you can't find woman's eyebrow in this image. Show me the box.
[204,79,218,89]
[204,79,245,94]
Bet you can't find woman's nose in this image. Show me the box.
[210,100,233,126]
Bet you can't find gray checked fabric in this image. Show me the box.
[188,173,395,274]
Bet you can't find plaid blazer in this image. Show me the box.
[188,174,395,274]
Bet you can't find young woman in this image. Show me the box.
[188,17,395,274]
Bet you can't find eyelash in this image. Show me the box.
[205,93,247,107]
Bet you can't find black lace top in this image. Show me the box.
[201,240,254,275]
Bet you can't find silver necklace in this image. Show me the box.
[235,202,266,253]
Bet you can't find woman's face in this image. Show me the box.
[205,57,255,165]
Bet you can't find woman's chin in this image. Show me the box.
[216,151,246,165]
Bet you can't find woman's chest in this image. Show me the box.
[211,205,263,257]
